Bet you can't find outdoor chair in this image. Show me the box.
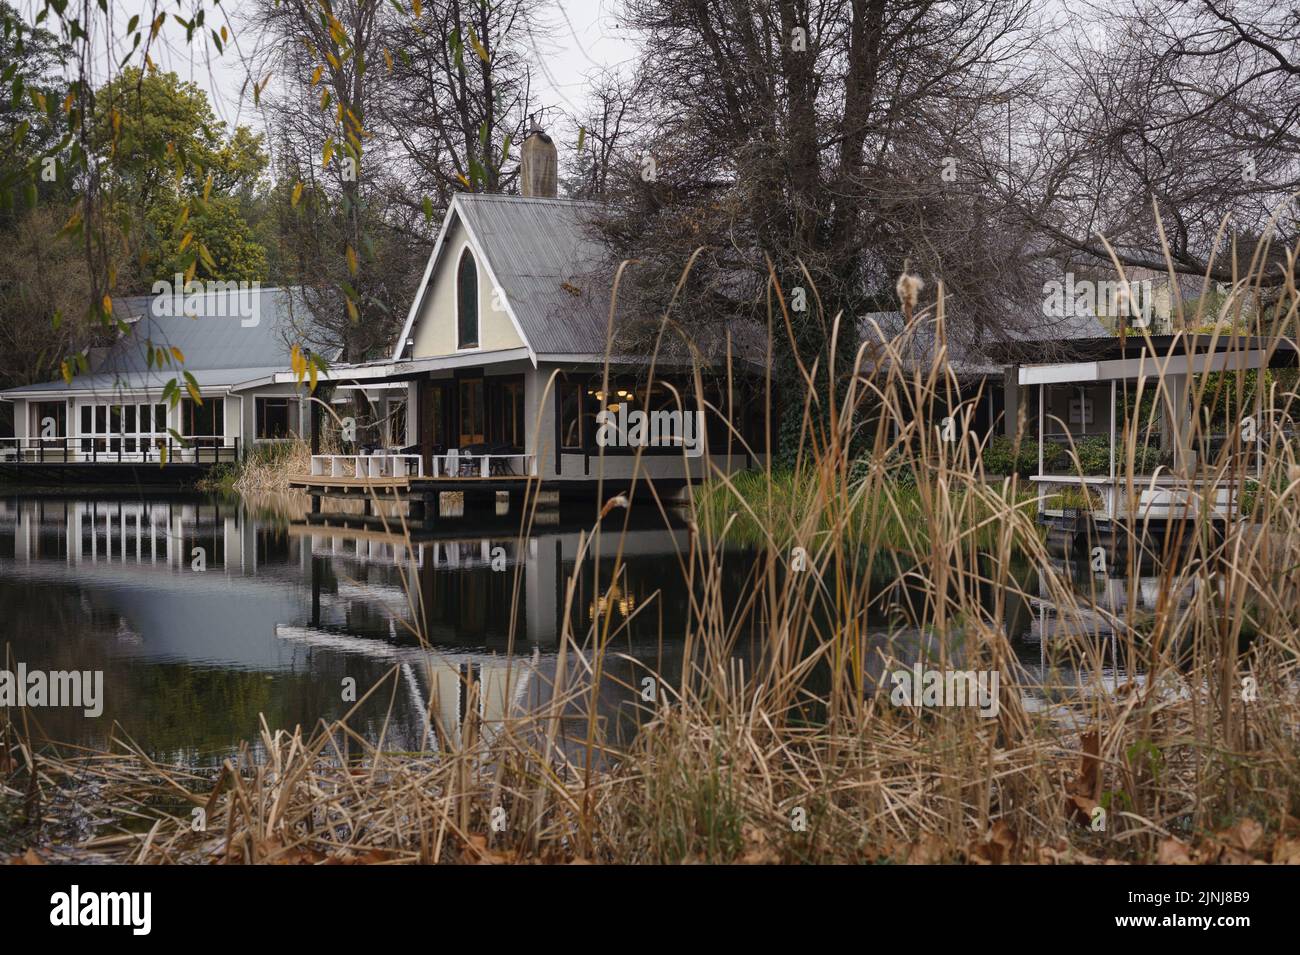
[458,442,488,476]
[486,443,516,475]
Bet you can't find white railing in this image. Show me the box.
[306,452,535,480]
[309,453,424,479]
[0,436,237,464]
[431,452,535,478]
[1032,474,1241,521]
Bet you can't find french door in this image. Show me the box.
[458,379,484,446]
[79,402,170,459]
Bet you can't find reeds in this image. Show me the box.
[4,229,1300,865]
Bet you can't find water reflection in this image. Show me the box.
[0,493,1187,762]
[0,494,723,763]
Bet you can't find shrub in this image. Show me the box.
[981,436,1018,476]
[980,436,1053,477]
[849,450,916,488]
[1073,435,1112,475]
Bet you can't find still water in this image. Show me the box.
[0,492,1180,762]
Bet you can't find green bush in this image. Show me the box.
[1073,436,1112,475]
[980,436,1059,477]
[1055,436,1164,475]
[849,450,916,488]
[981,436,1018,476]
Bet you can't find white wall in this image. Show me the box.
[410,219,525,359]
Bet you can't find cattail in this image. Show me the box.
[896,270,924,317]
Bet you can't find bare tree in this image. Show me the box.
[564,70,643,199]
[249,0,417,364]
[377,0,541,207]
[1015,1,1300,288]
[593,0,1043,412]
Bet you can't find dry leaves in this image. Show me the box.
[1064,730,1102,826]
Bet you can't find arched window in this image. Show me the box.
[457,247,479,349]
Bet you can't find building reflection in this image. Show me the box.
[0,494,705,760]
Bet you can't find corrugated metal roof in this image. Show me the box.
[3,367,286,397]
[454,195,617,356]
[1,286,332,397]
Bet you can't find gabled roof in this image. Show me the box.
[0,286,332,398]
[393,193,774,369]
[394,194,633,362]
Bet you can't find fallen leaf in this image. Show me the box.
[1156,837,1193,864]
[1218,818,1264,853]
[1271,838,1300,865]
[905,832,948,865]
[970,819,1019,864]
[1064,730,1102,824]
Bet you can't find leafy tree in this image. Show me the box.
[92,67,265,207]
[92,67,269,286]
[0,0,72,219]
[146,194,268,284]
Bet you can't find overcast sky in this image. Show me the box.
[18,0,639,131]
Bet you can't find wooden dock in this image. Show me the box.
[289,474,536,497]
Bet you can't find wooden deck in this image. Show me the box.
[289,474,536,497]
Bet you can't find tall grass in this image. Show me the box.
[5,229,1300,865]
[196,439,313,495]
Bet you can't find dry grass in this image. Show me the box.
[5,231,1300,865]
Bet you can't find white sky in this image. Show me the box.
[18,0,639,132]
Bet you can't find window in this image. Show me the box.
[559,383,583,450]
[424,384,447,448]
[458,379,484,445]
[181,398,224,440]
[33,401,66,440]
[256,397,296,439]
[77,402,170,457]
[493,380,525,448]
[387,398,407,446]
[456,247,479,349]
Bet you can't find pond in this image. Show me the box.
[0,491,1171,763]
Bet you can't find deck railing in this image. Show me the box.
[309,453,424,479]
[431,451,535,478]
[0,435,238,465]
[1032,474,1244,521]
[305,451,535,480]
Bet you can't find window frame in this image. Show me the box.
[455,244,480,351]
[254,395,298,440]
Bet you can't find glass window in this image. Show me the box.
[499,380,525,448]
[457,248,479,349]
[428,386,445,447]
[182,397,224,437]
[458,379,484,444]
[32,402,65,445]
[387,399,407,446]
[559,383,583,450]
[256,397,295,439]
